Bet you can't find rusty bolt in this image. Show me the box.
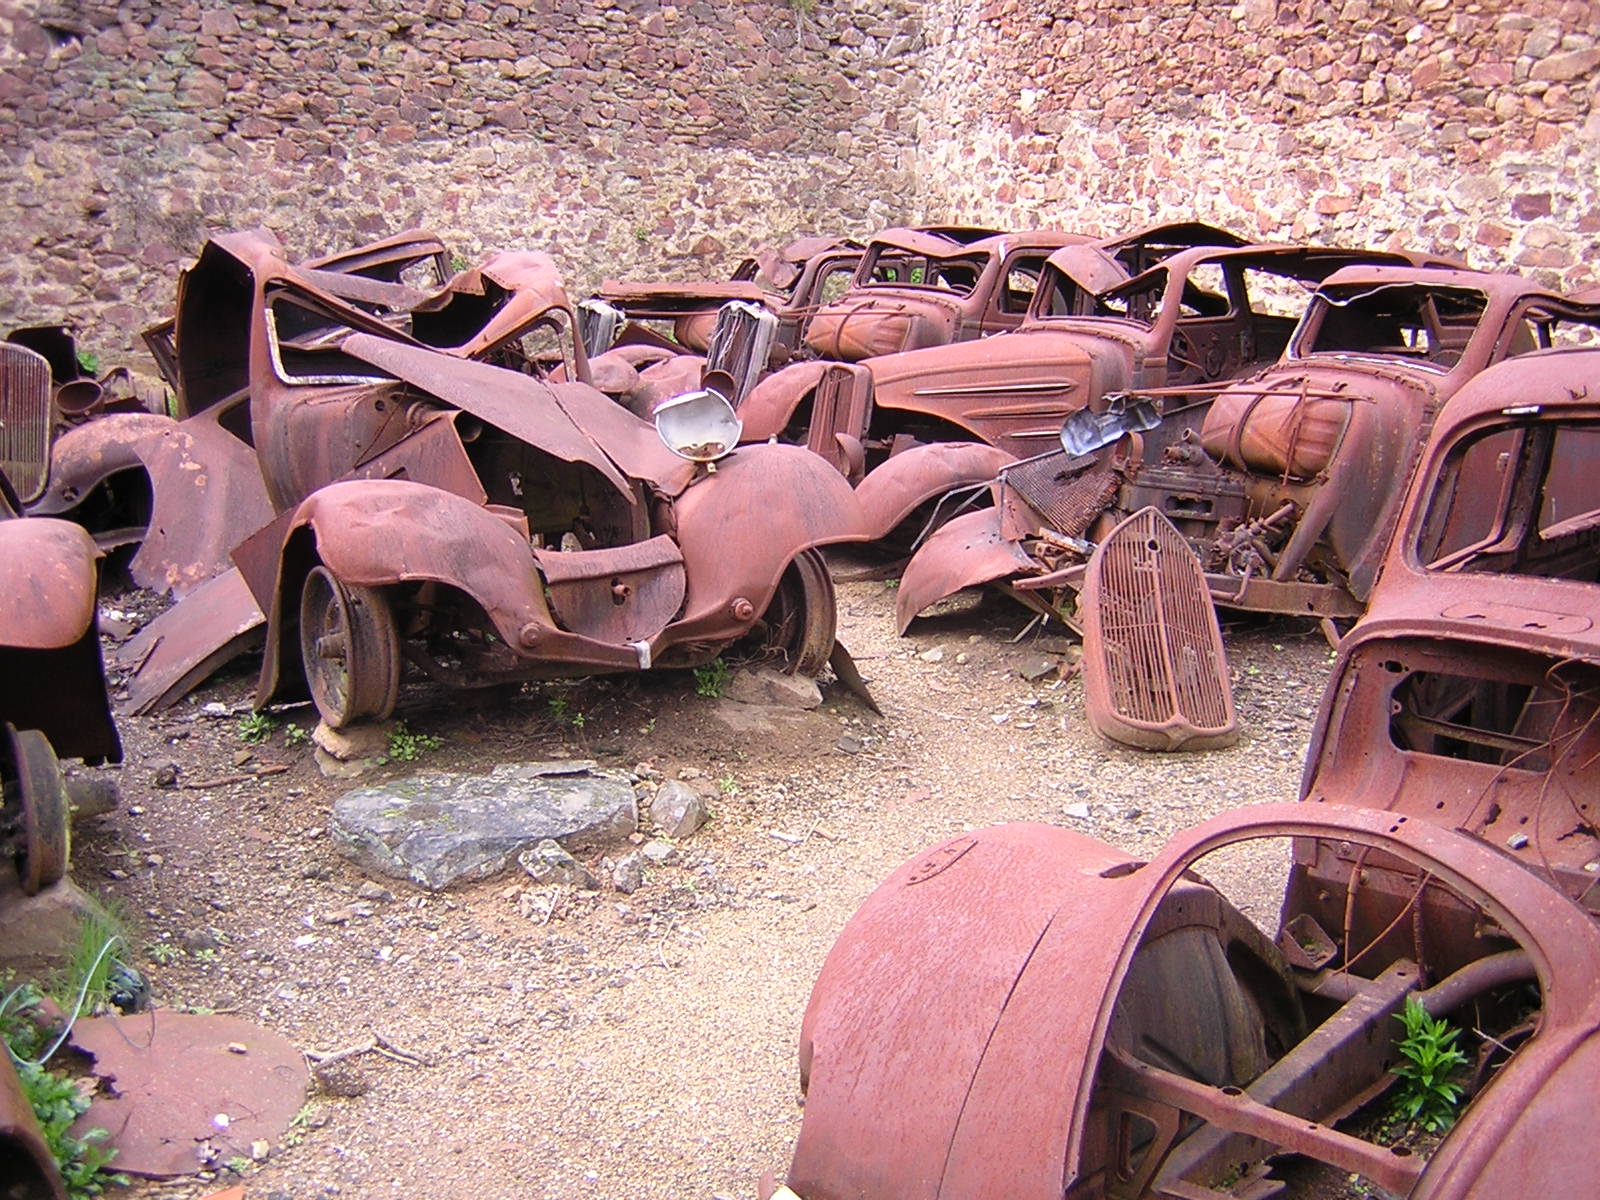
[611,580,632,605]
[519,622,542,648]
[729,596,755,621]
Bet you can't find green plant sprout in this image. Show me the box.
[1391,994,1469,1132]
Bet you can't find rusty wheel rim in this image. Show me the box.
[5,724,69,896]
[754,548,837,676]
[299,566,400,730]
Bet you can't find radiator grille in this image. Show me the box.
[1085,507,1237,748]
[1005,451,1120,537]
[0,343,52,503]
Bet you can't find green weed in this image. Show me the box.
[236,712,277,743]
[283,722,310,747]
[75,349,100,376]
[693,658,730,699]
[1391,994,1469,1132]
[1,983,127,1196]
[387,721,442,763]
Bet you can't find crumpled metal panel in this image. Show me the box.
[113,567,266,716]
[68,1011,308,1178]
[1081,506,1237,751]
[893,506,1034,634]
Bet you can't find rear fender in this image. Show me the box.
[855,441,1015,542]
[895,507,1035,633]
[664,443,866,645]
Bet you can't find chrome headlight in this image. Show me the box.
[654,387,743,462]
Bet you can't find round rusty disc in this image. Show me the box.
[299,566,400,730]
[6,723,69,895]
[757,548,837,676]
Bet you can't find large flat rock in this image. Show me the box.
[331,760,637,890]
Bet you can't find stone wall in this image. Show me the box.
[916,0,1600,285]
[4,0,1599,365]
[0,0,925,357]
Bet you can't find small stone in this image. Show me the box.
[250,1139,271,1161]
[226,1042,248,1055]
[313,720,392,763]
[612,853,645,894]
[641,840,678,866]
[725,667,823,709]
[314,1061,369,1098]
[182,929,220,953]
[1064,802,1091,820]
[516,839,600,889]
[201,703,231,718]
[835,734,863,754]
[1018,653,1057,681]
[650,780,706,838]
[152,761,179,788]
[232,749,254,767]
[1122,807,1143,821]
[355,882,394,902]
[918,647,945,663]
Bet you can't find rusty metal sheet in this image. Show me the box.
[1080,507,1237,751]
[533,535,686,646]
[339,333,633,499]
[894,507,1035,634]
[786,803,1600,1200]
[124,404,274,596]
[112,568,265,715]
[853,441,1015,542]
[0,1052,64,1199]
[68,1011,308,1178]
[0,518,97,650]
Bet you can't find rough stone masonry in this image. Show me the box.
[1,0,1595,363]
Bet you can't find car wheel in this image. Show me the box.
[4,724,69,895]
[754,548,837,676]
[299,565,400,729]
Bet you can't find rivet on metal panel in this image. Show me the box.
[518,622,542,648]
[729,597,755,621]
[906,835,976,884]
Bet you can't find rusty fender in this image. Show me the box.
[791,804,1600,1200]
[737,361,833,443]
[894,506,1035,634]
[0,519,98,650]
[0,519,121,764]
[854,441,1015,541]
[256,480,637,704]
[0,1051,64,1200]
[663,443,867,646]
[28,411,173,521]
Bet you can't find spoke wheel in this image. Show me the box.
[299,565,400,730]
[750,549,837,676]
[5,724,69,895]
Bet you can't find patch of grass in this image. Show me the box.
[1391,994,1469,1132]
[76,349,100,376]
[147,942,182,966]
[449,252,469,273]
[693,658,730,699]
[283,722,310,747]
[1,983,127,1197]
[236,712,276,743]
[718,773,740,796]
[387,721,442,763]
[54,905,129,1016]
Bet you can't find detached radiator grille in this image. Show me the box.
[0,343,52,503]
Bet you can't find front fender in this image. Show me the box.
[855,441,1015,542]
[737,361,832,442]
[895,506,1036,634]
[666,442,867,643]
[256,480,558,703]
[0,518,99,650]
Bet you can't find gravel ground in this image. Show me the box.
[72,558,1333,1200]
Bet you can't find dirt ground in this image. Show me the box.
[72,553,1332,1200]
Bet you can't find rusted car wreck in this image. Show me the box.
[896,265,1600,631]
[41,231,867,727]
[769,345,1600,1198]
